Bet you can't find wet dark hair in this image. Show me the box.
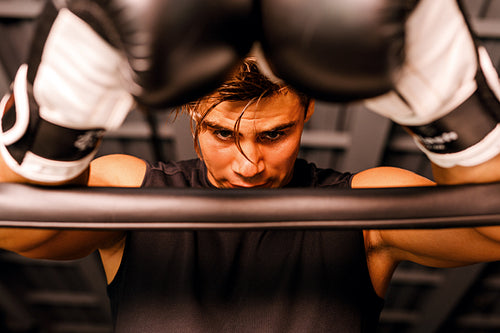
[180,58,311,158]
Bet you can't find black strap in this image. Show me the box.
[406,91,499,154]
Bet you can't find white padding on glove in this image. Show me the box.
[364,0,500,168]
[0,9,135,183]
[0,65,30,145]
[364,0,478,125]
[34,8,134,130]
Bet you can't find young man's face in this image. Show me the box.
[198,92,313,189]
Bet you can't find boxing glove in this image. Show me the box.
[0,0,254,183]
[258,0,417,102]
[94,0,254,108]
[364,0,500,168]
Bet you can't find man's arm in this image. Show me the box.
[432,154,500,185]
[353,162,500,265]
[352,160,500,296]
[0,154,145,289]
[0,0,135,262]
[0,154,145,260]
[0,228,123,260]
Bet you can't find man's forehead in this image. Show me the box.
[201,98,303,131]
[205,94,303,118]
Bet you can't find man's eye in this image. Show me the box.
[214,130,234,140]
[261,131,284,142]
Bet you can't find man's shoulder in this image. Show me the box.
[351,166,434,188]
[89,154,146,187]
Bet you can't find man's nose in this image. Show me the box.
[232,143,265,179]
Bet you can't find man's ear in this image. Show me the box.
[305,99,315,122]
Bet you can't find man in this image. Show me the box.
[1,0,500,331]
[1,57,500,331]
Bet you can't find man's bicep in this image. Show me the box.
[88,154,147,187]
[351,166,435,189]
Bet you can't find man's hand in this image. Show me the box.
[0,2,133,183]
[364,0,500,178]
[257,0,412,102]
[0,0,254,184]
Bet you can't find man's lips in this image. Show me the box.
[228,181,271,188]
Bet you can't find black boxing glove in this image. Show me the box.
[119,0,255,108]
[0,0,254,183]
[364,0,500,168]
[258,0,417,102]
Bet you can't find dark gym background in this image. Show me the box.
[1,1,500,332]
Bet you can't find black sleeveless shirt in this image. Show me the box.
[107,159,384,332]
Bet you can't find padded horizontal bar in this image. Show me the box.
[0,182,498,230]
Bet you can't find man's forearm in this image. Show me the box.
[0,156,89,186]
[431,153,500,185]
[0,156,29,183]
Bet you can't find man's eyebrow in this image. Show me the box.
[262,121,297,132]
[202,120,232,131]
[201,120,297,132]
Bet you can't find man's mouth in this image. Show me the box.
[228,181,271,189]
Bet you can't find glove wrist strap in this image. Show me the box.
[406,83,500,167]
